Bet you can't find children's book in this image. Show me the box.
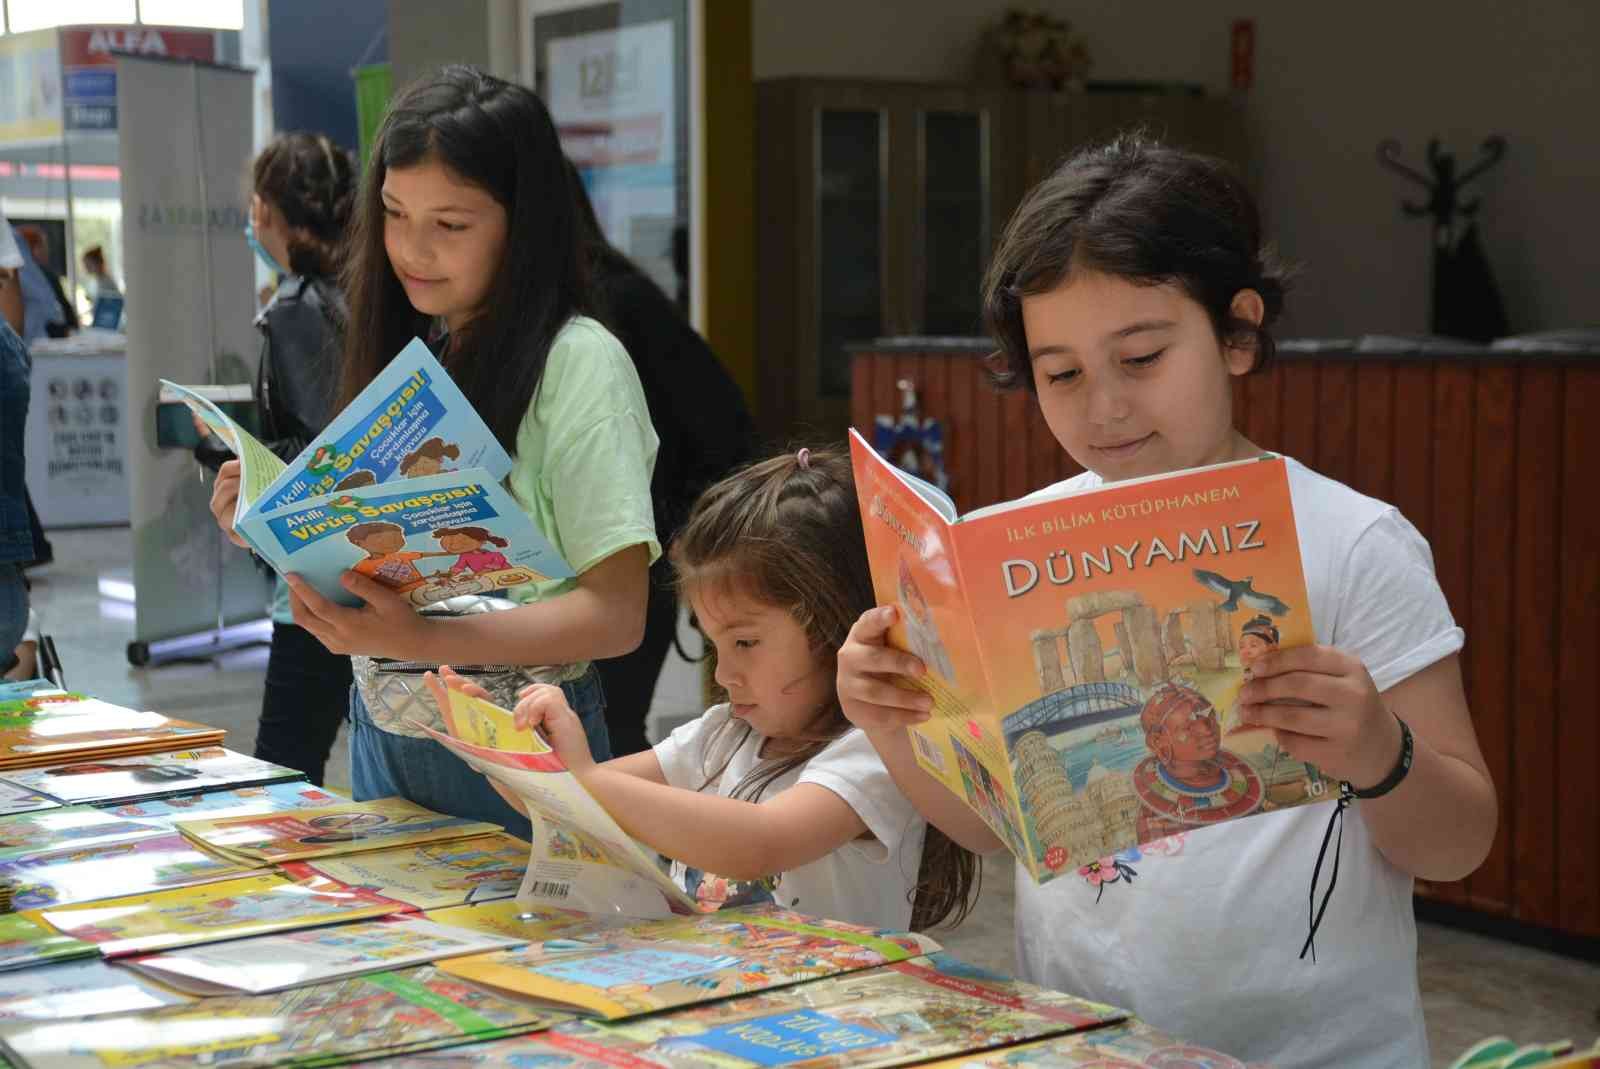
[164,338,574,608]
[386,951,1126,1069]
[0,831,256,911]
[422,688,705,918]
[100,780,344,822]
[0,780,58,816]
[35,870,413,957]
[0,679,62,701]
[279,833,531,909]
[0,804,165,860]
[0,912,97,971]
[849,430,1331,883]
[423,899,614,943]
[175,797,502,865]
[438,903,939,1020]
[0,694,223,770]
[0,963,572,1069]
[121,915,525,996]
[0,958,189,1022]
[2,747,302,805]
[913,1019,1266,1069]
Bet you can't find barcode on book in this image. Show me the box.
[528,880,570,900]
[911,731,946,773]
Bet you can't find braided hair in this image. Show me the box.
[252,132,357,280]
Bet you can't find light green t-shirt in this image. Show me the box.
[506,315,661,608]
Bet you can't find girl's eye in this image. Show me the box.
[1124,348,1166,369]
[1045,368,1079,385]
[382,207,401,219]
[438,221,468,233]
[734,639,758,650]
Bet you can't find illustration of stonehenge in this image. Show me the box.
[1031,589,1235,692]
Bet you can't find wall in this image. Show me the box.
[752,0,1600,338]
[268,0,387,151]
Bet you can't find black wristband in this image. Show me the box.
[1345,713,1414,800]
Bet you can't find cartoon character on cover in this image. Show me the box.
[398,437,461,478]
[306,444,338,476]
[346,521,451,593]
[896,556,954,680]
[432,525,514,577]
[1225,614,1280,734]
[1131,682,1262,839]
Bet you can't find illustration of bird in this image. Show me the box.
[1192,569,1291,615]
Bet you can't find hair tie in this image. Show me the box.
[796,448,811,470]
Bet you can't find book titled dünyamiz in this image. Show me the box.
[849,429,1330,885]
[162,339,572,607]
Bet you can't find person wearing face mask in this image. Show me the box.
[195,132,358,787]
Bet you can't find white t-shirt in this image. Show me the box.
[1013,456,1463,1069]
[653,703,928,932]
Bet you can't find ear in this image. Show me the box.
[1223,288,1266,376]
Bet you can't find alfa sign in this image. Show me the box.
[60,26,218,130]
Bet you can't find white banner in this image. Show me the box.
[117,55,267,648]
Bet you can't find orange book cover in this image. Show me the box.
[850,429,1330,884]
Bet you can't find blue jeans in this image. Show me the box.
[348,667,610,842]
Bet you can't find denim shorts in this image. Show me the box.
[347,666,610,842]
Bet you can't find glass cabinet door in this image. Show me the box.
[815,108,884,398]
[920,110,988,338]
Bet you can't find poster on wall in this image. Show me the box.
[534,0,688,308]
[0,30,63,146]
[24,347,127,526]
[117,54,267,652]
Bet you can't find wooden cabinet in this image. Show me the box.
[757,78,1248,441]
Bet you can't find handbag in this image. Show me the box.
[350,594,583,739]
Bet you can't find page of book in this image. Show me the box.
[2,748,301,806]
[278,833,531,909]
[174,797,501,865]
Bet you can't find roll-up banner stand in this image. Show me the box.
[117,54,270,666]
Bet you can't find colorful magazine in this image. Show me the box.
[165,338,572,608]
[36,870,412,957]
[425,688,704,918]
[850,430,1331,883]
[239,471,573,608]
[0,804,165,860]
[438,904,939,1020]
[0,695,222,770]
[101,780,345,822]
[914,1019,1265,1069]
[279,833,531,909]
[0,831,255,910]
[0,964,571,1069]
[122,915,525,995]
[2,747,301,805]
[385,951,1126,1069]
[0,780,58,815]
[0,912,96,971]
[0,958,189,1022]
[175,797,502,864]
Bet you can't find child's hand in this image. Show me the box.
[1237,645,1406,790]
[287,572,433,659]
[207,460,251,548]
[836,605,933,734]
[513,684,596,773]
[422,666,493,713]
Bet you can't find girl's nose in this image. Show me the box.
[714,658,739,690]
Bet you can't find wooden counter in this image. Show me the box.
[851,338,1600,943]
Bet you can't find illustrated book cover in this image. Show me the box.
[850,429,1330,883]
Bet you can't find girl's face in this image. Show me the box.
[1022,271,1259,483]
[690,583,834,743]
[381,159,508,332]
[437,532,479,552]
[1237,633,1272,667]
[405,455,443,477]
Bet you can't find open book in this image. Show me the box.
[849,429,1330,883]
[162,338,572,607]
[421,687,707,918]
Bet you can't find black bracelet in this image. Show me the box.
[1345,713,1414,800]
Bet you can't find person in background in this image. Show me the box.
[0,218,23,336]
[0,267,33,652]
[7,223,61,343]
[16,228,77,338]
[80,245,121,302]
[196,131,358,787]
[568,158,756,755]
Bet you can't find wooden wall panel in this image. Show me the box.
[852,347,1600,939]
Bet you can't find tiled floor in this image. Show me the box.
[25,527,1600,1066]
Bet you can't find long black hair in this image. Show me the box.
[338,65,590,451]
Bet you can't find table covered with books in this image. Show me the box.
[0,679,1279,1069]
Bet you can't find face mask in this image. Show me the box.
[244,219,285,275]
